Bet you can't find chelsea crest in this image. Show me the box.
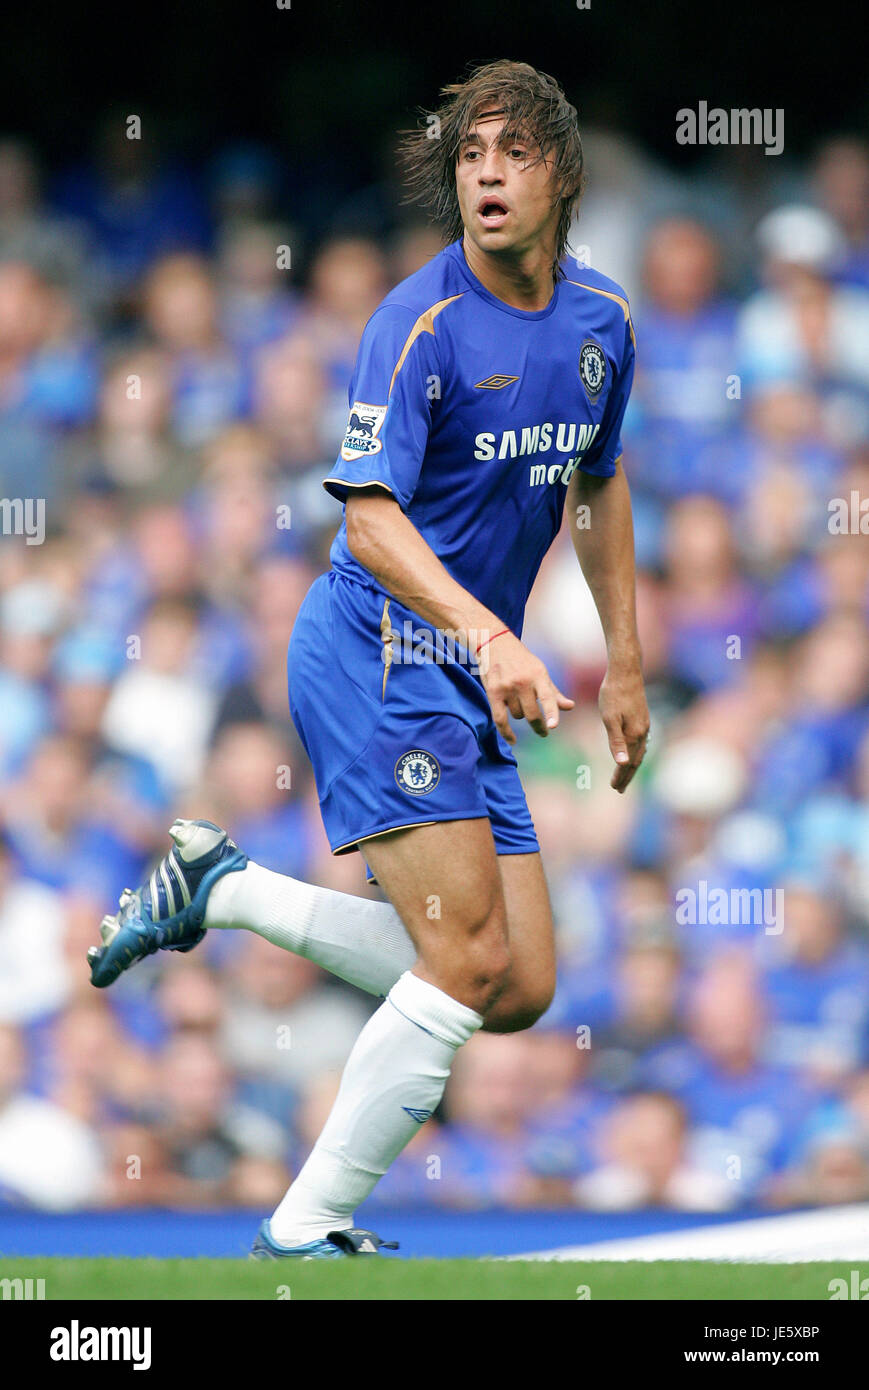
[579,341,606,397]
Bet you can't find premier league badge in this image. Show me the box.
[579,341,606,398]
[340,401,388,462]
[394,750,441,796]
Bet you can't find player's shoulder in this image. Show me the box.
[368,242,467,334]
[559,261,635,343]
[560,260,631,306]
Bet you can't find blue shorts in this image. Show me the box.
[287,571,539,869]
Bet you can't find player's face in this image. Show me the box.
[455,114,560,262]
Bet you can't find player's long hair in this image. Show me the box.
[399,60,585,280]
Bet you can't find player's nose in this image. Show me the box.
[476,150,506,182]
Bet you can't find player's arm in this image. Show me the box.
[345,487,573,742]
[566,461,649,791]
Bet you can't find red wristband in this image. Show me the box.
[475,627,511,657]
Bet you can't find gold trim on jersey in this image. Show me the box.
[565,280,636,350]
[380,596,395,700]
[331,820,440,856]
[387,293,465,398]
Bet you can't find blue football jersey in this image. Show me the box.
[324,238,635,636]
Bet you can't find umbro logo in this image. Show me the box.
[402,1106,433,1123]
[474,374,519,390]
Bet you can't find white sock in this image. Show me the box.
[268,970,483,1245]
[204,862,414,997]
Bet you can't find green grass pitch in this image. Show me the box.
[0,1258,845,1300]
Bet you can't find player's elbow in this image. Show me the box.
[344,509,370,565]
[345,492,396,568]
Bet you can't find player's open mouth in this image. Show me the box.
[477,198,509,227]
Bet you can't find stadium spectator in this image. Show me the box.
[152,1030,289,1207]
[251,332,332,473]
[68,346,196,499]
[52,114,210,304]
[577,1092,737,1211]
[4,732,143,901]
[0,1021,105,1209]
[812,137,869,290]
[200,719,312,878]
[590,934,685,1093]
[662,495,759,693]
[520,1026,613,1203]
[143,253,247,448]
[761,883,869,1083]
[0,829,69,1023]
[737,204,869,446]
[436,1033,541,1207]
[217,219,301,355]
[99,596,218,796]
[630,219,738,501]
[0,140,88,288]
[643,952,825,1202]
[218,934,370,1096]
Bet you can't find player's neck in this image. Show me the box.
[460,235,555,311]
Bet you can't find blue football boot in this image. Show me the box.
[88,819,248,989]
[250,1219,399,1260]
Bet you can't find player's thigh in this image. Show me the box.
[362,817,510,1006]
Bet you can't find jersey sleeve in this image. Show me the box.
[577,310,636,477]
[323,303,437,510]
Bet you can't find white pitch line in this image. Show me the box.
[509,1204,869,1263]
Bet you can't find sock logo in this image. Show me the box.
[402,1106,433,1123]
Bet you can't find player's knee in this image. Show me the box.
[483,966,556,1033]
[463,940,512,1015]
[456,902,511,1015]
[489,993,555,1033]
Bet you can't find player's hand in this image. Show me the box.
[599,661,650,792]
[478,632,574,742]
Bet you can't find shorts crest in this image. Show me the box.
[394,749,441,796]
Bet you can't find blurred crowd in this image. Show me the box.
[2,122,869,1215]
